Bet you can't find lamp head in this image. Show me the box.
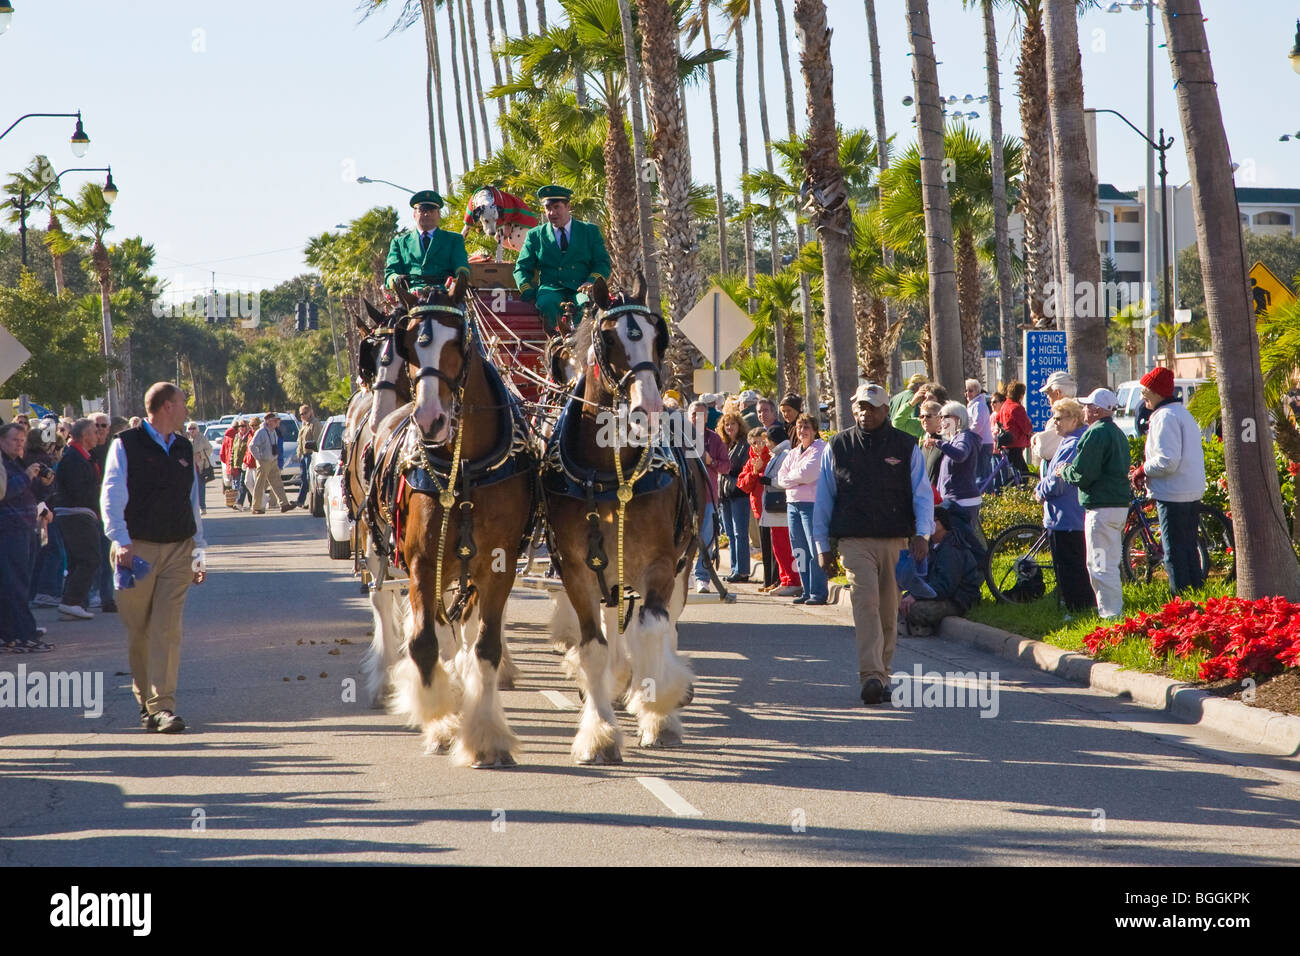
[101,169,117,204]
[1290,19,1300,75]
[0,2,13,35]
[70,115,90,158]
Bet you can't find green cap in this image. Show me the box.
[410,189,443,208]
[536,184,573,203]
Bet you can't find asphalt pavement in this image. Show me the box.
[3,488,1300,866]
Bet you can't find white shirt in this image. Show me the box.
[100,423,207,551]
[1143,401,1206,502]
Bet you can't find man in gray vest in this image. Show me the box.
[101,382,207,733]
[813,383,935,706]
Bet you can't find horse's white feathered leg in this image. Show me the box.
[452,653,520,768]
[361,550,405,709]
[571,639,622,764]
[625,607,693,747]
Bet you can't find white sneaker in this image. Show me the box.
[695,582,710,594]
[32,594,61,607]
[773,585,802,597]
[58,604,94,620]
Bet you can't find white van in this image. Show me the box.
[1114,378,1209,438]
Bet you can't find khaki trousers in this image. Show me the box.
[838,536,908,686]
[250,458,289,510]
[117,538,194,715]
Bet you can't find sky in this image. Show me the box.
[2,0,1297,304]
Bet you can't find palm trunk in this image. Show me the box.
[425,46,439,188]
[754,1,786,390]
[619,0,662,311]
[465,0,494,154]
[484,1,508,125]
[907,0,964,394]
[795,0,855,428]
[734,22,757,310]
[957,230,983,379]
[984,0,1016,385]
[865,0,898,389]
[535,0,546,30]
[775,0,816,408]
[638,0,703,391]
[446,0,471,173]
[424,0,455,191]
[1162,0,1300,599]
[516,0,528,34]
[493,0,513,89]
[1044,0,1104,390]
[456,0,482,165]
[702,3,728,275]
[93,243,118,415]
[1017,4,1053,328]
[47,211,66,296]
[602,91,639,290]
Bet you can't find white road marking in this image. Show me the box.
[637,776,703,817]
[540,690,579,710]
[687,650,748,661]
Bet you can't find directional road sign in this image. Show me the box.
[0,323,31,385]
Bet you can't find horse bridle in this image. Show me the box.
[370,324,403,393]
[403,301,474,441]
[592,302,666,398]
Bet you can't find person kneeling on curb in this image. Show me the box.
[897,505,984,637]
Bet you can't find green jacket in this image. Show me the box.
[512,219,611,298]
[1060,416,1131,509]
[889,388,924,439]
[384,229,470,290]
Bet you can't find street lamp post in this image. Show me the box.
[0,110,91,156]
[356,176,415,194]
[5,166,117,266]
[1089,108,1175,364]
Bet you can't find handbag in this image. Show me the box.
[200,464,216,483]
[762,488,786,514]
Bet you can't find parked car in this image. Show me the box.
[1114,378,1209,438]
[324,473,352,559]
[308,415,346,517]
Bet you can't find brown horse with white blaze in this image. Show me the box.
[541,275,705,764]
[369,275,538,767]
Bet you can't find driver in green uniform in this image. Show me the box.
[512,184,611,333]
[384,189,471,293]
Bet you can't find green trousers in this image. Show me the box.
[533,287,590,333]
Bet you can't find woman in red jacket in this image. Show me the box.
[996,381,1033,475]
[736,427,799,593]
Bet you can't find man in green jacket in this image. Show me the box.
[512,185,611,333]
[384,190,471,293]
[1059,387,1131,620]
[889,374,928,440]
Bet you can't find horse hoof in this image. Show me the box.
[575,746,622,766]
[641,728,683,749]
[472,752,518,769]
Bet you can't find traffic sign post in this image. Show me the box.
[678,286,755,394]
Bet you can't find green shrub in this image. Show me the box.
[981,484,1042,540]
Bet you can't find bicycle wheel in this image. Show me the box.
[986,523,1055,604]
[1197,504,1235,583]
[1121,522,1162,584]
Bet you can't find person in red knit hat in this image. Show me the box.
[1131,366,1207,594]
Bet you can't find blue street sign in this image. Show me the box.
[1023,329,1068,431]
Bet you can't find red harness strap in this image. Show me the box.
[392,474,409,572]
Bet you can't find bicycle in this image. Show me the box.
[1120,492,1235,585]
[978,448,1030,496]
[984,522,1056,604]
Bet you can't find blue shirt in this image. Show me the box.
[101,422,207,551]
[812,440,935,556]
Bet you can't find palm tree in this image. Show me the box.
[880,124,1024,380]
[1011,0,1053,328]
[483,0,508,124]
[722,1,756,307]
[443,0,472,172]
[751,269,801,395]
[695,1,728,275]
[638,0,704,389]
[617,0,662,309]
[4,155,66,293]
[772,0,816,407]
[905,0,963,393]
[864,0,897,388]
[455,0,483,164]
[793,0,855,426]
[978,0,1017,384]
[1163,0,1300,598]
[51,183,119,414]
[1043,0,1104,390]
[464,0,495,153]
[536,0,547,29]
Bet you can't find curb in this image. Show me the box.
[803,589,1300,757]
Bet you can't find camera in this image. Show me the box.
[38,464,55,481]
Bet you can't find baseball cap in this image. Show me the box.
[852,383,889,407]
[1039,370,1077,394]
[740,389,759,404]
[907,373,927,388]
[1078,387,1119,410]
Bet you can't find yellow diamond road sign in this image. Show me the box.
[1248,261,1296,317]
[678,286,755,368]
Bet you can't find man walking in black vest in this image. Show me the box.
[100,382,207,734]
[813,383,934,706]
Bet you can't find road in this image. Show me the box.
[3,493,1300,866]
